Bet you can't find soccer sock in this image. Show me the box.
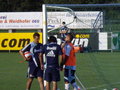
[44,80,46,87]
[72,82,80,90]
[65,83,70,90]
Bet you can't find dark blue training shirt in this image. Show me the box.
[42,42,63,68]
[21,42,43,67]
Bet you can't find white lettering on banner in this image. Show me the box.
[0,12,42,29]
[53,35,89,47]
[55,38,89,47]
[72,38,89,47]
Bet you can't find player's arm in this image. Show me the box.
[61,45,72,65]
[61,41,66,49]
[19,50,27,61]
[19,44,31,61]
[39,53,44,70]
[59,55,64,71]
[60,43,69,66]
[57,45,65,71]
[39,45,45,70]
[60,55,69,67]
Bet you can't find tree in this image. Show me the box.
[19,0,44,11]
[0,0,44,12]
[44,0,120,4]
[0,0,120,12]
[0,0,8,11]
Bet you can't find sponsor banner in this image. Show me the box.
[48,11,103,29]
[99,32,108,50]
[49,33,99,51]
[0,12,42,29]
[0,33,42,50]
[0,11,103,29]
[112,32,120,50]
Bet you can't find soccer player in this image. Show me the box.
[19,32,44,90]
[40,36,63,90]
[61,34,80,90]
[59,22,70,43]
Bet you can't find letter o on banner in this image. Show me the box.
[9,39,17,47]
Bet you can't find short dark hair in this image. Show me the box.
[33,32,40,38]
[62,22,66,25]
[48,36,57,43]
[67,33,74,42]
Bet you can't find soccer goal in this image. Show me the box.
[42,4,78,45]
[43,4,114,53]
[42,4,88,90]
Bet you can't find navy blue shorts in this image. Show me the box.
[45,68,60,82]
[27,66,43,78]
[64,68,76,84]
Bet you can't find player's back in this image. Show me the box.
[43,42,62,68]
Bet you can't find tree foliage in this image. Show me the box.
[0,0,119,11]
[0,0,44,11]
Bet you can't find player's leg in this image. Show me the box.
[36,67,44,90]
[37,77,44,90]
[26,66,35,90]
[46,81,51,90]
[65,82,70,90]
[51,68,60,90]
[71,81,80,90]
[70,70,80,90]
[64,68,70,90]
[52,81,57,90]
[26,78,33,90]
[45,68,52,90]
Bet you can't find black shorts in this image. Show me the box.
[27,66,43,78]
[64,68,76,83]
[45,68,60,82]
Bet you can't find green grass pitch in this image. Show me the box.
[0,52,120,90]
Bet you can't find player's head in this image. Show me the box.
[48,36,57,43]
[62,22,66,25]
[65,33,74,42]
[33,32,40,43]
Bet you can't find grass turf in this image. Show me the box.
[0,52,120,90]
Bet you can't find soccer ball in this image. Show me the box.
[74,46,80,53]
[24,51,32,58]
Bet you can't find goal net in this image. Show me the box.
[42,4,105,50]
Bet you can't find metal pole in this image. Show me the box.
[42,4,47,45]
